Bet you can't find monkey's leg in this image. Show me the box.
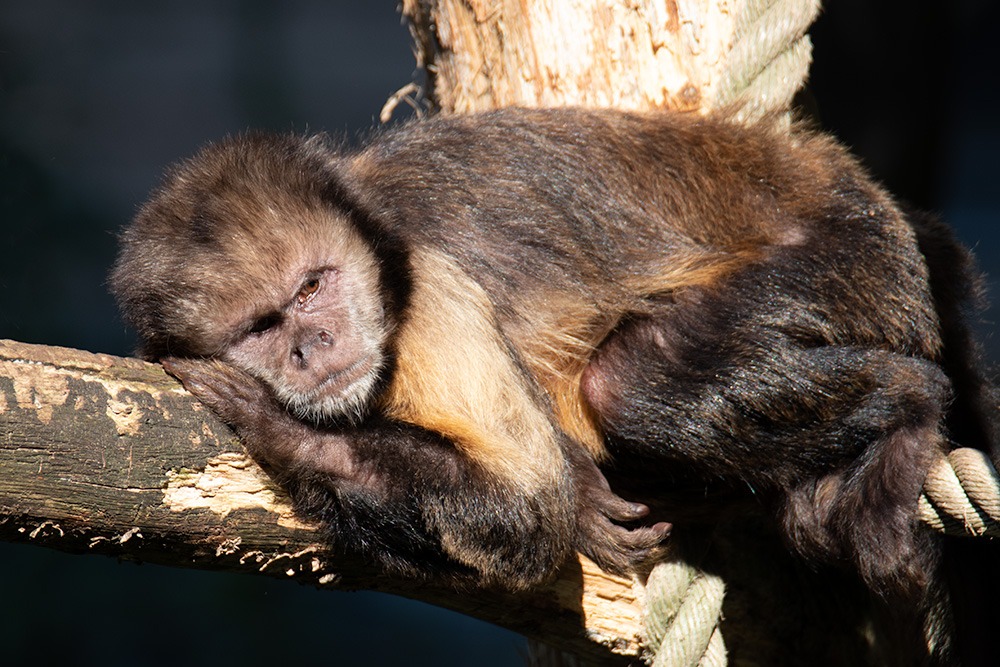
[582,318,949,594]
[162,358,664,588]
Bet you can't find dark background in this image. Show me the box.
[0,1,996,665]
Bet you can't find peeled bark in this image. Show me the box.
[0,339,646,664]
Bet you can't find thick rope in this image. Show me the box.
[919,447,1000,537]
[643,561,727,667]
[638,452,1000,667]
[716,0,821,122]
[644,1,1000,661]
[639,448,1000,667]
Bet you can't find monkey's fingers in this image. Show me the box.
[164,357,347,473]
[161,357,277,426]
[582,515,672,575]
[601,493,651,523]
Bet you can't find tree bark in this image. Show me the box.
[401,0,818,120]
[0,339,644,664]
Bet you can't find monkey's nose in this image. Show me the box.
[292,331,334,368]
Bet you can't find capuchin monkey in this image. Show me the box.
[112,108,997,661]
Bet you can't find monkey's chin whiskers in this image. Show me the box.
[282,354,381,425]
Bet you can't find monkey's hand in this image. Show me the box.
[162,357,278,423]
[161,357,355,478]
[569,447,671,574]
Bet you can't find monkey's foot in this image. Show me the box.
[570,455,671,574]
[578,488,671,575]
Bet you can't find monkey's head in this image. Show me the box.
[112,133,403,423]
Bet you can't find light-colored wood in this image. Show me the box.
[0,339,645,664]
[401,0,818,120]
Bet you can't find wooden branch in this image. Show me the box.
[0,339,645,665]
[401,0,818,120]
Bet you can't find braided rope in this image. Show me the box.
[919,447,1000,537]
[716,0,821,121]
[644,561,727,667]
[644,1,1000,661]
[641,447,1000,667]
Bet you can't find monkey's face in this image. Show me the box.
[218,254,388,424]
[188,197,391,424]
[112,132,394,424]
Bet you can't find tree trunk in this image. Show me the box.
[401,0,818,120]
[397,1,822,665]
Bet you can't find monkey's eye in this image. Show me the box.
[248,313,281,335]
[297,276,321,304]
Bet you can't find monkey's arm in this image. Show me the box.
[162,358,665,588]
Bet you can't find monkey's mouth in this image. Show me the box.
[313,353,380,400]
[280,352,381,424]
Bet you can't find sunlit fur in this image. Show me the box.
[112,109,1000,664]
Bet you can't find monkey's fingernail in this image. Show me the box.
[181,381,204,395]
[625,502,649,519]
[651,522,672,538]
[161,358,190,379]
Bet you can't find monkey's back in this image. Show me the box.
[344,107,940,362]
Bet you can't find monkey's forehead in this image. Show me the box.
[168,209,382,337]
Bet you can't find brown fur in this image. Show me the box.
[112,108,997,663]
